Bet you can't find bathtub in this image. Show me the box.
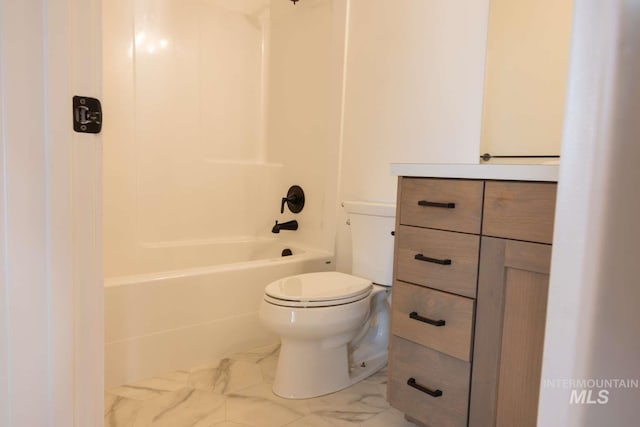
[104,239,333,389]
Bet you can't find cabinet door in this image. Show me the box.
[469,237,552,427]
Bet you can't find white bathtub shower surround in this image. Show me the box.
[103,0,285,278]
[105,241,332,389]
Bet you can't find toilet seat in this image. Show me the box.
[264,272,373,308]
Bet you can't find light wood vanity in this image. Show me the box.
[387,165,558,427]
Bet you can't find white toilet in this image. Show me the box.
[259,201,395,399]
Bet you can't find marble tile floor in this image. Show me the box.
[105,344,417,427]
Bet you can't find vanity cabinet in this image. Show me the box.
[388,177,557,427]
[469,237,551,426]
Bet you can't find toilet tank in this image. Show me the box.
[343,201,396,286]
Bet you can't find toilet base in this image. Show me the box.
[271,339,387,399]
[348,351,388,386]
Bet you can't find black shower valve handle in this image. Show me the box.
[281,195,297,214]
[280,185,305,214]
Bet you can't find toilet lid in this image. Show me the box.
[264,272,372,307]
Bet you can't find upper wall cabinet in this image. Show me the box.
[480,0,574,160]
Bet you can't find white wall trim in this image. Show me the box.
[0,0,103,425]
[46,0,75,423]
[69,1,104,425]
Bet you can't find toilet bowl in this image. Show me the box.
[259,201,396,399]
[259,272,390,399]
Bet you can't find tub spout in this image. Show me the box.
[272,220,298,234]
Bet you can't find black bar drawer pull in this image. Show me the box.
[407,378,443,397]
[417,200,455,209]
[409,311,446,327]
[414,253,452,265]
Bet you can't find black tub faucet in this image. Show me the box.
[272,220,298,234]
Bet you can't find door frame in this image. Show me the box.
[0,0,103,425]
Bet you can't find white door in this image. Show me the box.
[0,1,103,426]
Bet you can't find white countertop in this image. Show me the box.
[390,163,559,182]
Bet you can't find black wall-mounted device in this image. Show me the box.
[73,96,102,134]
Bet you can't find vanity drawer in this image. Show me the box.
[391,281,474,361]
[399,178,483,234]
[389,336,470,427]
[483,181,557,244]
[396,225,480,298]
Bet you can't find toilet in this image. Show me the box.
[259,201,395,399]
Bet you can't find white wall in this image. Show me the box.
[104,0,492,276]
[539,1,640,425]
[480,0,573,157]
[335,0,490,272]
